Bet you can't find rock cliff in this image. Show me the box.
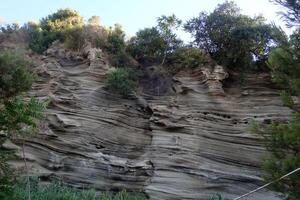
[4,46,292,200]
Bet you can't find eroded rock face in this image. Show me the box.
[6,52,291,200]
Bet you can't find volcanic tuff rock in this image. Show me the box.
[4,46,292,200]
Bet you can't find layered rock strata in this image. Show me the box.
[4,48,292,200]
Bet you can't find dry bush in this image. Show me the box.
[64,25,108,51]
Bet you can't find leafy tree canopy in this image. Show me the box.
[127,27,166,64]
[268,29,300,97]
[185,0,285,70]
[40,8,84,31]
[127,14,182,66]
[157,14,182,65]
[271,0,300,27]
[259,2,300,199]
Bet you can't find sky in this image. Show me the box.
[0,0,291,41]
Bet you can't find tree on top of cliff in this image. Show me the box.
[127,15,182,66]
[127,27,166,65]
[40,8,84,32]
[184,0,285,70]
[27,9,84,53]
[156,14,182,65]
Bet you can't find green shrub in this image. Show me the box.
[249,120,260,134]
[0,138,15,200]
[208,194,226,200]
[106,31,126,54]
[27,28,47,54]
[0,96,46,200]
[262,114,300,200]
[280,91,294,108]
[106,68,137,97]
[165,47,211,71]
[0,52,34,99]
[13,177,145,200]
[94,24,132,67]
[27,26,64,54]
[109,51,132,68]
[96,24,126,54]
[0,96,46,135]
[251,114,300,200]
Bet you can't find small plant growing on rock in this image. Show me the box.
[280,91,294,108]
[208,194,226,200]
[106,68,137,97]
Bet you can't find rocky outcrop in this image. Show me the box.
[5,50,292,200]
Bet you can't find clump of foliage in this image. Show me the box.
[127,15,182,66]
[39,8,84,32]
[257,35,300,200]
[280,91,294,108]
[105,24,126,55]
[12,177,145,200]
[27,8,84,53]
[0,94,46,200]
[96,24,132,67]
[0,52,34,99]
[255,113,300,200]
[106,68,137,97]
[271,0,300,27]
[0,23,20,34]
[0,97,46,199]
[0,52,46,200]
[254,1,300,197]
[250,117,300,200]
[208,194,227,200]
[0,138,15,199]
[64,27,86,51]
[184,1,284,70]
[165,47,211,72]
[127,27,166,65]
[0,97,46,135]
[156,14,182,65]
[109,51,132,68]
[268,31,300,98]
[64,21,108,51]
[25,22,47,54]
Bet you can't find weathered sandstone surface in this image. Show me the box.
[4,47,292,199]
